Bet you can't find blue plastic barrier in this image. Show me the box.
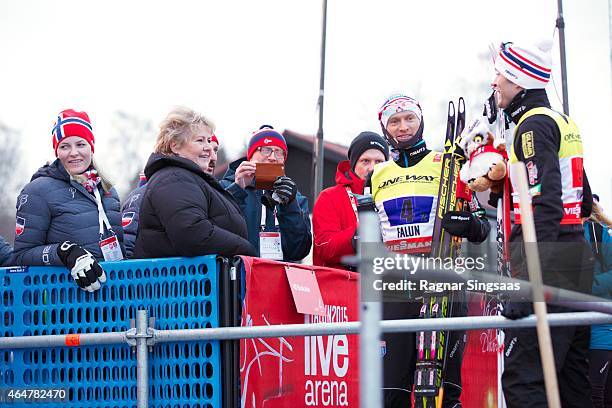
[0,256,221,408]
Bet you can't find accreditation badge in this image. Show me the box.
[99,232,124,261]
[259,231,283,260]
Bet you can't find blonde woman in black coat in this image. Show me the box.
[133,107,256,259]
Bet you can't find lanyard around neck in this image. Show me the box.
[345,186,359,222]
[260,204,279,228]
[93,188,113,236]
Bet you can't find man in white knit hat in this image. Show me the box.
[491,40,594,407]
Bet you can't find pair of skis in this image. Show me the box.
[413,294,450,407]
[413,98,467,408]
[493,106,512,408]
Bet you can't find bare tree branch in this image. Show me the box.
[0,122,24,244]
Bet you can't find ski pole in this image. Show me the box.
[511,162,561,408]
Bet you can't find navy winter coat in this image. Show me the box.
[133,153,256,259]
[121,184,146,259]
[221,158,312,262]
[12,160,124,266]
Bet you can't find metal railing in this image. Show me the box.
[1,309,611,407]
[2,213,611,407]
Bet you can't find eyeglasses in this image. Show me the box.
[258,146,286,159]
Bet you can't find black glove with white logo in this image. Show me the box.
[501,301,533,320]
[442,210,483,242]
[57,241,106,292]
[272,176,297,205]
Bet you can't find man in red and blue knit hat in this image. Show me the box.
[221,125,311,262]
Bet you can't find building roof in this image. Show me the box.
[282,129,348,161]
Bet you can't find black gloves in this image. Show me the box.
[260,192,276,211]
[271,176,297,205]
[261,176,298,208]
[57,241,106,292]
[483,91,498,124]
[488,190,503,208]
[260,176,298,208]
[501,301,533,320]
[442,210,488,243]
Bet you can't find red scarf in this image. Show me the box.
[81,169,101,193]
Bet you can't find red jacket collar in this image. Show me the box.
[335,160,365,194]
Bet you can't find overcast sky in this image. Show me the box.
[1,0,610,208]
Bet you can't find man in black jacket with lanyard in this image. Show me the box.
[491,39,594,408]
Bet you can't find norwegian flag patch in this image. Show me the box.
[122,212,135,228]
[15,217,25,236]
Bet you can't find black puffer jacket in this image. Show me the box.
[133,153,256,259]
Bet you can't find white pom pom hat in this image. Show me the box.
[494,40,553,90]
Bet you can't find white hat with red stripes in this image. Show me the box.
[494,40,553,90]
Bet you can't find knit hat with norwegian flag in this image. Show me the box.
[247,125,288,160]
[51,109,95,156]
[494,40,553,90]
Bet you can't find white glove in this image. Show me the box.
[57,241,107,292]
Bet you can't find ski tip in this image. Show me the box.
[488,42,498,63]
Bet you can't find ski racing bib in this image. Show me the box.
[509,107,584,225]
[371,152,442,254]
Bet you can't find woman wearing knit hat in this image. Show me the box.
[312,131,388,269]
[490,40,595,408]
[12,109,123,292]
[133,107,256,259]
[220,125,312,262]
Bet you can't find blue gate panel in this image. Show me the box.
[0,256,221,408]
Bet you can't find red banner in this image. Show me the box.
[240,257,360,407]
[461,292,503,407]
[239,257,501,407]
